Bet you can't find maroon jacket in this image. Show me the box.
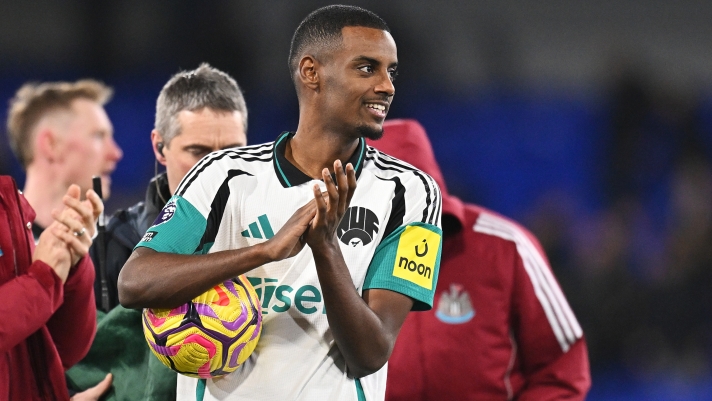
[0,176,96,401]
[368,120,590,400]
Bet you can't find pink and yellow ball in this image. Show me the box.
[142,275,262,378]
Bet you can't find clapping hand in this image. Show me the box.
[304,160,357,252]
[50,184,103,266]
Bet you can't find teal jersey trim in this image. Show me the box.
[134,195,208,255]
[196,379,206,401]
[355,137,365,170]
[363,222,442,311]
[355,378,366,401]
[273,133,292,187]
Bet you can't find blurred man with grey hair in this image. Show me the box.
[91,62,248,310]
[66,63,248,400]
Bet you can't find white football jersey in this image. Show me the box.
[137,132,443,401]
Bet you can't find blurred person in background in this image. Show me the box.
[6,80,123,241]
[89,62,248,311]
[67,63,248,400]
[6,79,122,399]
[369,119,590,400]
[0,176,103,401]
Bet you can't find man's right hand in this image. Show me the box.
[33,223,72,284]
[119,193,318,309]
[262,199,317,261]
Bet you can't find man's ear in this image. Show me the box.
[298,55,320,91]
[151,130,167,166]
[35,128,59,163]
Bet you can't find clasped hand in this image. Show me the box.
[263,160,357,261]
[304,159,357,253]
[33,184,103,283]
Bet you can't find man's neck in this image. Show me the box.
[22,167,67,229]
[289,123,360,179]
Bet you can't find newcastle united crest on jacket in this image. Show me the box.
[436,283,475,324]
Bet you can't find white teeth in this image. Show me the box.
[367,103,386,111]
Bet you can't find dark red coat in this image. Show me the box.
[386,202,590,400]
[369,120,590,400]
[0,176,96,401]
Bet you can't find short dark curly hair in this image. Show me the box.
[288,5,390,80]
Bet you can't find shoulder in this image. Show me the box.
[466,204,547,259]
[363,145,441,193]
[194,142,275,172]
[175,142,275,197]
[107,202,141,230]
[363,146,442,226]
[104,201,146,246]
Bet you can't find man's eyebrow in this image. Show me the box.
[352,56,398,69]
[183,143,245,152]
[353,56,380,66]
[183,144,212,152]
[221,143,244,150]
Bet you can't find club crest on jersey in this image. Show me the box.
[152,199,177,227]
[392,225,441,290]
[435,284,475,324]
[337,206,379,246]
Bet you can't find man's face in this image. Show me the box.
[319,26,398,139]
[58,98,122,198]
[161,108,246,194]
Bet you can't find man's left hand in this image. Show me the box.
[304,160,357,253]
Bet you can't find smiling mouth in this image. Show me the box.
[365,102,388,118]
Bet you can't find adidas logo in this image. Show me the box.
[241,214,274,239]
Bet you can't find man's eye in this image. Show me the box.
[358,65,374,74]
[189,149,207,157]
[389,70,398,82]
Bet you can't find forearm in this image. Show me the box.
[46,256,97,368]
[0,261,63,353]
[313,244,405,378]
[118,245,272,309]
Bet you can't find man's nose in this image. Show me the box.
[107,137,123,161]
[375,70,395,97]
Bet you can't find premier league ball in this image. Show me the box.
[142,276,262,378]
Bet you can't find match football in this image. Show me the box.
[142,276,262,378]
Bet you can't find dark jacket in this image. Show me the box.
[90,173,170,310]
[0,175,96,401]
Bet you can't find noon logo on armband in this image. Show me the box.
[392,225,441,290]
[152,199,177,227]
